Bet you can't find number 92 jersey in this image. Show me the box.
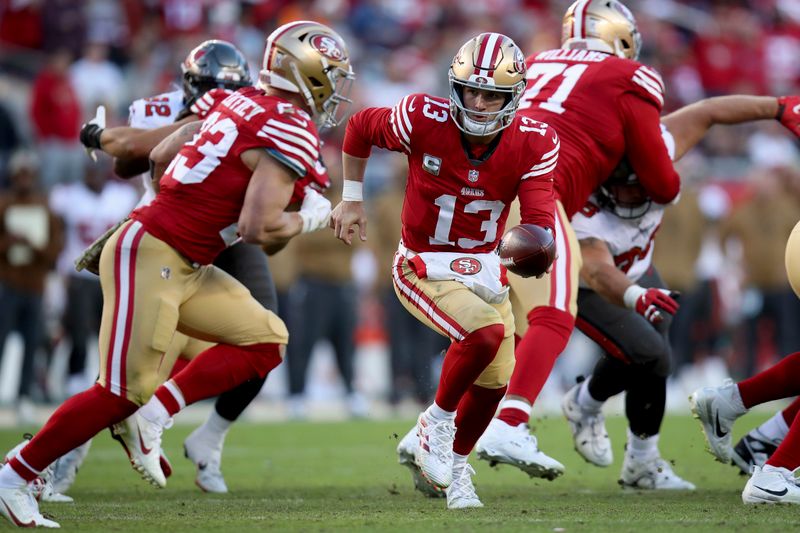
[132,86,327,265]
[343,93,558,254]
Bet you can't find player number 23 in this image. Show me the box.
[166,112,238,185]
[430,195,505,249]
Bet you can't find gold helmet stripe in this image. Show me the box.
[475,32,502,77]
[572,0,591,39]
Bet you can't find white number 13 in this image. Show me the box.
[430,195,505,249]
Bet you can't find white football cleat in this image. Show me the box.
[49,441,91,495]
[396,426,444,498]
[475,418,565,480]
[619,454,696,490]
[689,380,747,464]
[742,465,800,504]
[0,486,60,528]
[184,427,228,494]
[4,435,73,504]
[446,463,483,509]
[110,414,167,488]
[561,383,613,467]
[414,410,456,490]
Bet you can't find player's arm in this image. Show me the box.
[663,96,779,161]
[331,97,420,245]
[619,93,680,204]
[580,236,678,324]
[517,125,559,232]
[580,237,630,307]
[238,149,301,245]
[149,121,203,183]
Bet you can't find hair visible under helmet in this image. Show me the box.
[561,0,641,61]
[181,40,252,103]
[258,20,355,130]
[448,32,527,137]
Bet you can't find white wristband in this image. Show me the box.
[623,284,647,310]
[342,179,363,202]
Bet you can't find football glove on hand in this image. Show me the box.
[74,218,128,275]
[623,285,679,324]
[776,96,800,138]
[79,105,106,161]
[298,186,332,234]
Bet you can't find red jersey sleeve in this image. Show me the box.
[343,94,424,157]
[627,64,666,111]
[618,92,680,204]
[190,88,233,118]
[518,125,558,232]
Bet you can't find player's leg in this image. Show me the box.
[391,253,504,495]
[691,221,800,465]
[136,265,287,472]
[0,221,186,526]
[329,282,363,416]
[285,277,326,418]
[184,242,278,493]
[477,200,577,477]
[732,397,800,474]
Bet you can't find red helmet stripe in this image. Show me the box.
[474,32,502,77]
[472,33,491,76]
[264,20,313,71]
[572,0,591,39]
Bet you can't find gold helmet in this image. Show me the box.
[259,20,355,129]
[561,0,641,60]
[448,32,527,136]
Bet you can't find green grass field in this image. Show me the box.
[1,413,796,532]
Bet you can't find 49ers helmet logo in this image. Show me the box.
[309,34,346,61]
[450,257,482,275]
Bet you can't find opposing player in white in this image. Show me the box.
[568,94,800,489]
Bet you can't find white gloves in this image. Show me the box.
[298,186,332,234]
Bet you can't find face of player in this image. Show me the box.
[462,87,506,122]
[610,182,648,208]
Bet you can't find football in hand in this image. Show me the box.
[498,224,556,278]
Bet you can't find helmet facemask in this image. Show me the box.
[448,76,524,137]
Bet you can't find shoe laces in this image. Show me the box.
[422,418,455,462]
[449,464,478,500]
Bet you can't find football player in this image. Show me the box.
[54,39,331,495]
[475,0,680,479]
[331,32,558,508]
[0,20,353,528]
[563,94,800,490]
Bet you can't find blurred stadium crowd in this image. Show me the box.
[1,0,800,423]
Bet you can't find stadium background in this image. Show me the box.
[0,0,799,425]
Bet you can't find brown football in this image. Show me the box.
[498,224,556,278]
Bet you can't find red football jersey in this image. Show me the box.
[133,87,326,264]
[344,93,557,254]
[519,48,680,218]
[190,87,330,204]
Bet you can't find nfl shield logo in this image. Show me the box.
[468,169,479,183]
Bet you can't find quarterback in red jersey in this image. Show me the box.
[475,0,681,479]
[0,20,354,528]
[331,32,557,509]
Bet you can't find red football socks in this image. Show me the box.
[781,397,800,426]
[10,384,138,480]
[453,385,506,455]
[168,342,282,408]
[434,324,504,412]
[767,416,800,470]
[738,351,800,408]
[499,307,573,425]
